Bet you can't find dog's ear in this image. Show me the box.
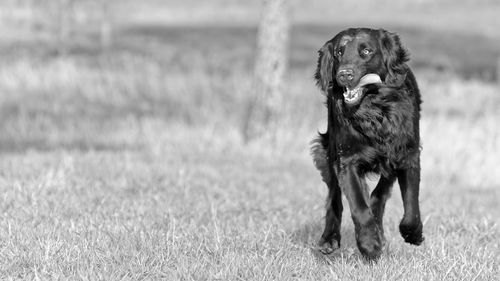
[380,30,409,86]
[314,41,336,94]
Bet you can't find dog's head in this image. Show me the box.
[315,28,409,105]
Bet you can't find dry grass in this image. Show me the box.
[0,50,498,280]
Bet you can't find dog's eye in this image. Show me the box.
[336,50,343,57]
[361,48,372,55]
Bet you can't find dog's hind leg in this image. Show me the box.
[319,177,343,254]
[311,134,343,254]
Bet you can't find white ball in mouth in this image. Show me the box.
[343,73,382,104]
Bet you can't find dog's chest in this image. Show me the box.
[334,93,417,166]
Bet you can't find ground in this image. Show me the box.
[0,0,499,280]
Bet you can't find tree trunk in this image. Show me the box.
[497,56,500,88]
[55,0,71,56]
[100,0,112,50]
[243,0,290,142]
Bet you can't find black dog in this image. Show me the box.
[311,28,424,260]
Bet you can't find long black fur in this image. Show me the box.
[311,28,424,260]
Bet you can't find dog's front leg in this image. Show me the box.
[339,163,383,260]
[397,167,424,245]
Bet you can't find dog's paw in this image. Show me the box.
[399,221,424,245]
[356,221,383,261]
[318,237,340,255]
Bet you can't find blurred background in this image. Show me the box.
[0,0,498,186]
[0,0,499,278]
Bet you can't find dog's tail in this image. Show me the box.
[310,132,331,184]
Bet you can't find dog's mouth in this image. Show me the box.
[343,74,382,104]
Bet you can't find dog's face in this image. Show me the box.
[315,28,409,104]
[334,30,383,89]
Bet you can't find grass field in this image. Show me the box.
[0,1,499,280]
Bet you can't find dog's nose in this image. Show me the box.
[337,69,354,85]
